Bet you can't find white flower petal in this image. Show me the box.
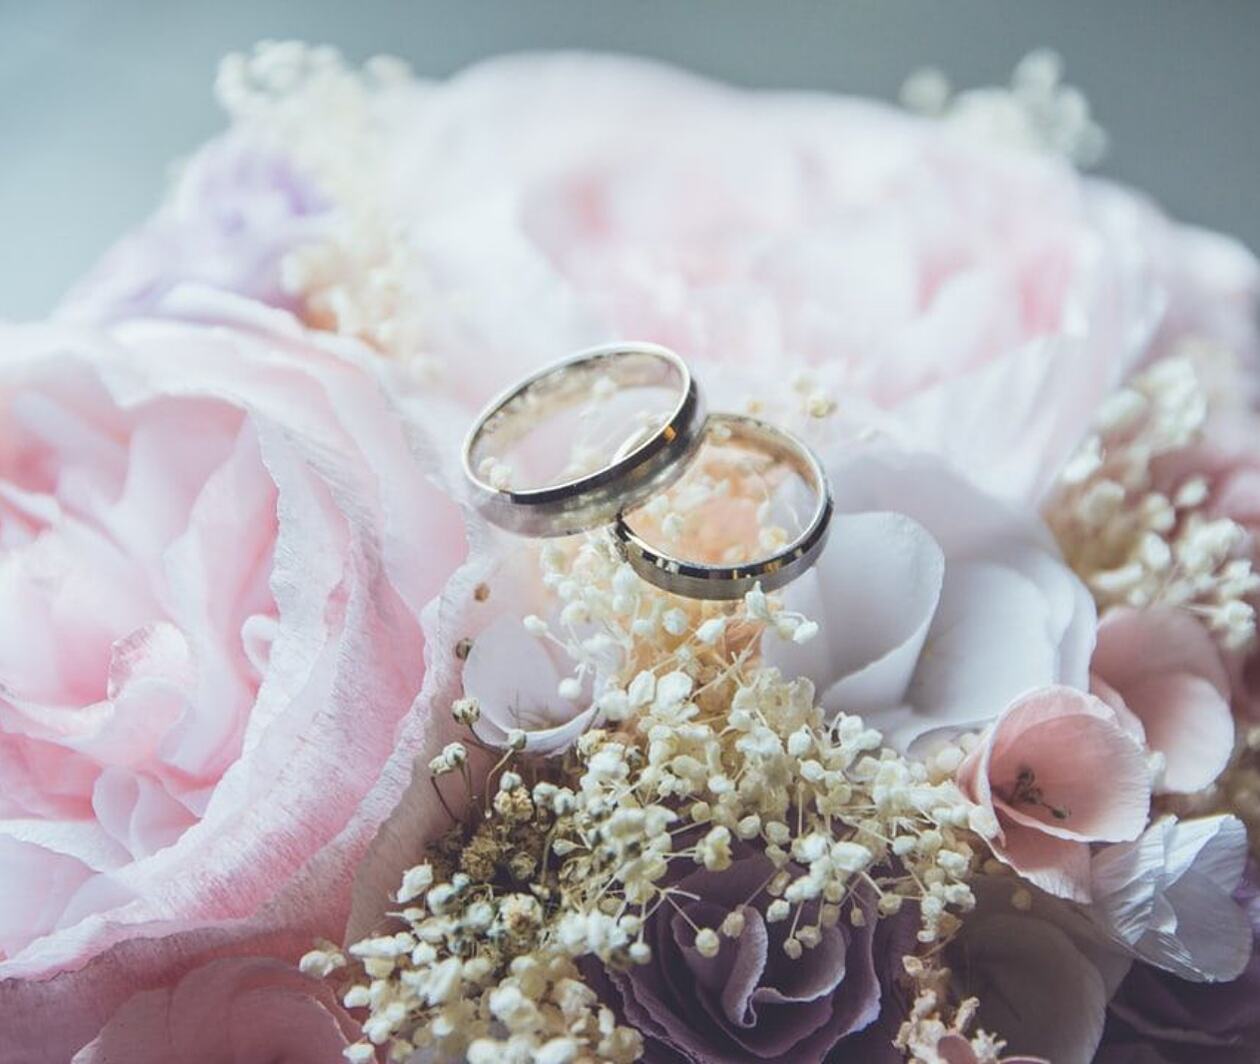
[767,511,944,714]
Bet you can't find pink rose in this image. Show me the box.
[957,686,1152,901]
[1091,607,1234,794]
[70,957,358,1063]
[0,292,467,1060]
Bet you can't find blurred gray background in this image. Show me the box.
[1,0,1257,320]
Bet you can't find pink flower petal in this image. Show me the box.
[1092,607,1235,794]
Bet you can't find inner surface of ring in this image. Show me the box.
[468,350,687,497]
[619,416,824,572]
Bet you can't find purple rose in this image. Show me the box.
[1100,864,1260,1063]
[594,852,907,1064]
[57,134,327,324]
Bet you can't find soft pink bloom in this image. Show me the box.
[70,956,358,1063]
[0,291,467,1060]
[957,686,1152,901]
[331,53,1259,502]
[1091,607,1235,794]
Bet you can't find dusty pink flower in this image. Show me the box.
[70,956,358,1063]
[957,686,1152,901]
[0,292,467,1059]
[1091,607,1235,794]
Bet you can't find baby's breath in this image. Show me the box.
[1047,351,1260,651]
[328,520,993,1061]
[216,42,437,374]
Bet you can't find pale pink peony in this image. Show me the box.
[1091,607,1235,794]
[70,956,358,1063]
[957,686,1152,901]
[0,291,468,1060]
[341,53,1241,502]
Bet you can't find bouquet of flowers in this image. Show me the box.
[3,42,1258,1064]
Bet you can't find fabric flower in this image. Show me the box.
[947,876,1133,1063]
[1086,815,1251,982]
[1091,607,1235,794]
[1101,862,1260,1063]
[70,956,358,1063]
[57,134,327,325]
[763,447,1095,751]
[0,292,467,1060]
[595,851,889,1063]
[957,686,1151,901]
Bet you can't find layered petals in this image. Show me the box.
[70,957,357,1063]
[1088,815,1251,982]
[0,294,468,1060]
[1092,607,1235,794]
[765,449,1095,751]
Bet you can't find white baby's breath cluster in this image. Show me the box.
[902,49,1107,167]
[217,42,436,373]
[895,974,1012,1064]
[325,515,995,1061]
[1048,354,1260,651]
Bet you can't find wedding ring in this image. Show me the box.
[612,414,832,600]
[463,342,706,537]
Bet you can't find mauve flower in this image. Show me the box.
[596,852,889,1063]
[957,686,1151,901]
[70,956,358,1063]
[763,447,1095,752]
[0,291,468,1060]
[1091,607,1235,794]
[1101,862,1260,1063]
[57,134,327,324]
[947,876,1133,1063]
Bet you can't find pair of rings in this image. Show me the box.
[461,342,832,600]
